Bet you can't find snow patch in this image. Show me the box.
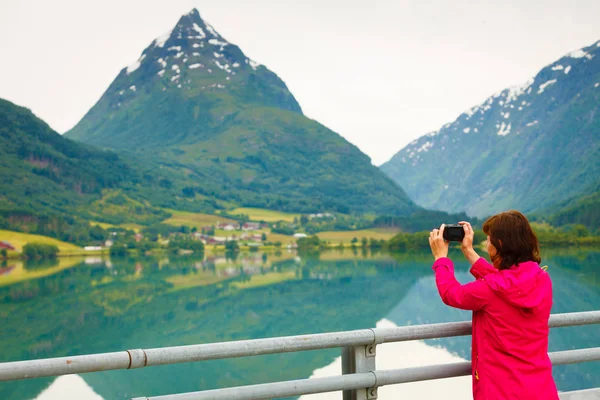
[526,120,539,127]
[232,62,240,68]
[463,127,470,134]
[249,59,259,70]
[174,52,185,59]
[595,83,600,88]
[474,128,478,133]
[417,141,433,152]
[205,23,219,37]
[126,54,146,74]
[189,63,203,69]
[213,52,223,58]
[129,85,136,92]
[168,46,182,52]
[505,78,534,104]
[171,64,180,71]
[157,70,165,77]
[538,79,557,94]
[193,43,204,48]
[118,90,124,96]
[214,60,231,72]
[157,58,167,69]
[497,122,511,136]
[564,66,571,74]
[551,65,564,71]
[171,75,180,82]
[208,38,228,47]
[154,29,172,48]
[568,49,589,59]
[192,23,206,39]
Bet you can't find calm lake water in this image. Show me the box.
[0,248,598,399]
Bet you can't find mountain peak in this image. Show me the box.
[121,7,272,95]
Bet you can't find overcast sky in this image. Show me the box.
[1,0,599,165]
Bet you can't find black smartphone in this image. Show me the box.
[443,224,465,242]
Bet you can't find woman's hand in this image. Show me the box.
[458,221,474,253]
[458,221,480,265]
[429,224,449,260]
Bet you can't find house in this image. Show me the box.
[217,222,240,230]
[309,213,334,219]
[293,233,308,239]
[242,222,261,231]
[208,236,227,245]
[0,241,16,251]
[84,246,103,251]
[134,233,143,242]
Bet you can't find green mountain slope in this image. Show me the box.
[543,188,600,230]
[66,9,417,215]
[0,98,170,225]
[381,40,600,218]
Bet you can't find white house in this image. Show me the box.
[293,233,308,239]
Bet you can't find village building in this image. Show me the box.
[0,241,16,251]
[293,233,308,238]
[242,222,261,231]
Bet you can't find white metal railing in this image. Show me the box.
[0,311,598,400]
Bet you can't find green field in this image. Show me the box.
[0,229,83,254]
[316,228,401,243]
[162,209,237,228]
[229,208,301,223]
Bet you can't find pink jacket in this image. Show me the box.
[433,257,558,399]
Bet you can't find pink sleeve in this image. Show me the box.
[469,257,497,279]
[432,257,491,311]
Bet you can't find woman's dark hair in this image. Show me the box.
[482,210,541,270]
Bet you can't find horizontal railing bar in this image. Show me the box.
[132,347,600,400]
[559,388,600,399]
[0,351,131,382]
[1,311,598,382]
[550,348,600,365]
[132,372,377,400]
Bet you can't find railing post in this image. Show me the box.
[342,329,382,400]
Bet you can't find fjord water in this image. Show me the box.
[0,249,598,399]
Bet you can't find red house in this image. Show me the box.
[0,241,16,251]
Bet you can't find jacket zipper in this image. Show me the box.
[475,355,479,380]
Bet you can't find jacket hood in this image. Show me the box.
[485,261,549,309]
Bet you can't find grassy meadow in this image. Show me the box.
[229,207,301,223]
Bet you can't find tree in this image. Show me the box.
[225,240,239,252]
[300,215,309,225]
[22,243,59,259]
[261,233,267,241]
[361,237,368,248]
[351,237,358,245]
[1,249,7,259]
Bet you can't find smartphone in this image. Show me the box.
[443,224,465,242]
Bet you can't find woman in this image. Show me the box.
[429,210,558,399]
